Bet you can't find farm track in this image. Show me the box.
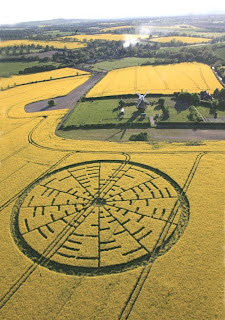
[59,127,225,142]
[25,73,105,113]
[119,152,205,319]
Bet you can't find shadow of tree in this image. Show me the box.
[174,101,189,114]
[126,110,140,123]
[113,106,120,113]
[154,104,161,111]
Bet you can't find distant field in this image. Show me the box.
[61,33,149,41]
[0,67,89,89]
[86,62,223,97]
[92,57,155,71]
[0,39,86,50]
[100,25,199,33]
[0,61,60,77]
[145,24,199,30]
[150,36,211,43]
[136,27,225,38]
[101,25,133,32]
[193,32,225,38]
[43,30,74,37]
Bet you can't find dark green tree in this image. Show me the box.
[48,99,55,107]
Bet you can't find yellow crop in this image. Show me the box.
[0,68,89,90]
[86,62,222,97]
[61,33,149,41]
[0,68,224,320]
[0,39,86,50]
[150,36,211,43]
[101,25,133,32]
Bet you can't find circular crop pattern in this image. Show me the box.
[11,160,189,275]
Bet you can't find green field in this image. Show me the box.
[62,99,151,126]
[42,30,75,37]
[0,61,60,77]
[175,30,225,38]
[196,106,225,118]
[60,96,225,130]
[61,98,167,128]
[91,57,155,71]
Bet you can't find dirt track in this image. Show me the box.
[25,73,105,113]
[58,127,225,142]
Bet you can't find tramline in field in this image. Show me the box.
[86,62,223,98]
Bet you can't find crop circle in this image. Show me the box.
[11,160,189,275]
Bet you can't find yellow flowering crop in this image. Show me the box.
[61,33,149,41]
[101,25,133,32]
[0,68,89,90]
[0,39,86,49]
[86,62,222,97]
[150,36,211,43]
[0,69,224,320]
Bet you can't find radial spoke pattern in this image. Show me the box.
[12,160,189,275]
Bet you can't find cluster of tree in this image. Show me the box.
[158,98,170,120]
[215,64,225,83]
[52,38,225,68]
[211,35,225,44]
[129,132,149,141]
[173,92,204,121]
[0,55,51,63]
[0,28,37,40]
[53,40,129,64]
[212,88,225,110]
[188,106,203,121]
[102,27,136,35]
[163,31,205,38]
[18,64,57,74]
[173,88,225,115]
[157,46,224,65]
[0,44,44,56]
[174,91,200,105]
[0,23,99,40]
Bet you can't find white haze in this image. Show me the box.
[123,26,154,48]
[123,37,141,48]
[1,0,225,25]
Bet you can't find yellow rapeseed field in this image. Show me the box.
[0,68,224,320]
[86,62,222,97]
[61,33,149,41]
[150,36,211,43]
[0,68,89,90]
[101,25,133,32]
[0,39,87,50]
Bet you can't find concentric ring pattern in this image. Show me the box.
[11,160,189,275]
